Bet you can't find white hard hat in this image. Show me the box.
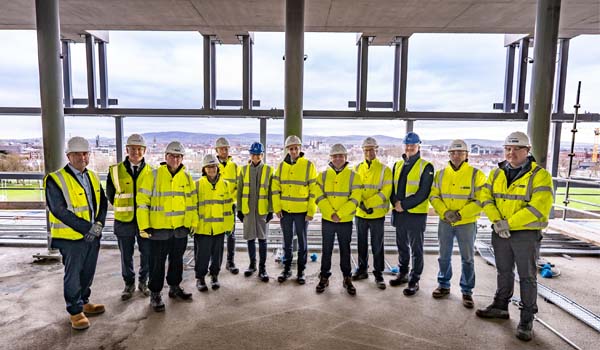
[202,154,219,168]
[362,137,378,149]
[65,136,90,154]
[448,139,468,152]
[215,137,230,148]
[126,133,146,147]
[504,131,530,147]
[285,135,302,148]
[165,141,185,155]
[329,143,348,156]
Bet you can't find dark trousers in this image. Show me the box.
[321,220,353,278]
[492,230,541,317]
[52,238,100,315]
[281,211,308,272]
[356,217,385,277]
[117,234,150,285]
[227,223,236,262]
[395,214,426,283]
[247,239,267,268]
[194,234,225,278]
[148,236,188,293]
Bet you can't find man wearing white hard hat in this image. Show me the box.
[44,136,108,330]
[429,139,486,308]
[193,154,235,292]
[477,131,553,342]
[106,134,152,301]
[314,143,363,295]
[272,135,317,285]
[137,141,197,311]
[352,137,392,290]
[214,137,240,275]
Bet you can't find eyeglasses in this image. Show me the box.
[167,153,183,159]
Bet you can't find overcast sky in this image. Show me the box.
[0,30,599,143]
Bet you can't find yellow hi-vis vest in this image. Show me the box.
[194,176,234,235]
[136,164,198,231]
[314,165,363,223]
[239,163,273,216]
[109,162,152,222]
[44,168,101,240]
[429,161,487,226]
[272,156,318,216]
[355,158,392,219]
[393,158,432,214]
[481,161,554,231]
[218,156,239,205]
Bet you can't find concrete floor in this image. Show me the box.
[0,246,598,350]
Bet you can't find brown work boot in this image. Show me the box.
[70,312,90,330]
[432,287,450,299]
[462,294,475,309]
[83,303,105,315]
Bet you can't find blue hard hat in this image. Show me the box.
[249,142,264,155]
[403,132,421,145]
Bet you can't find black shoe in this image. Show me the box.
[462,294,474,309]
[516,320,534,341]
[375,276,386,290]
[343,277,357,296]
[196,277,208,292]
[316,275,329,293]
[432,287,451,299]
[258,269,269,283]
[476,304,510,319]
[278,269,292,283]
[296,272,306,285]
[389,273,409,287]
[121,283,135,301]
[226,261,239,275]
[244,263,256,277]
[403,282,419,296]
[168,285,192,300]
[351,269,369,281]
[150,292,165,312]
[211,275,220,290]
[138,281,150,297]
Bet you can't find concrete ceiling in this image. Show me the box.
[0,0,598,44]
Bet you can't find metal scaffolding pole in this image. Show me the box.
[210,38,216,109]
[550,38,570,179]
[98,40,109,108]
[528,0,562,169]
[503,44,516,112]
[284,0,304,139]
[358,36,369,113]
[399,37,408,112]
[61,40,72,108]
[203,34,212,109]
[515,38,530,113]
[242,35,253,111]
[85,34,97,109]
[115,116,124,163]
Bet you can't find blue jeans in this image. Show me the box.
[436,220,476,295]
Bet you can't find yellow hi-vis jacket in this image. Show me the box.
[218,156,239,205]
[44,168,101,240]
[136,164,198,231]
[393,158,432,214]
[109,162,152,222]
[355,158,392,219]
[194,175,234,235]
[272,155,318,216]
[314,164,363,223]
[239,163,273,216]
[429,161,486,226]
[481,160,554,231]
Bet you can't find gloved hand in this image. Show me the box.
[189,227,196,237]
[444,210,461,223]
[497,230,511,239]
[266,212,273,223]
[139,229,151,239]
[237,211,244,223]
[359,202,373,214]
[84,222,103,242]
[493,220,511,239]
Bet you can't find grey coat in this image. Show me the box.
[238,161,272,240]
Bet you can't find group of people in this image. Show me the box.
[45,130,553,342]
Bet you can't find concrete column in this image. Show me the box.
[85,34,97,108]
[528,0,561,169]
[98,40,109,108]
[61,40,72,107]
[515,38,530,113]
[284,0,304,139]
[203,34,212,109]
[406,120,414,134]
[115,116,124,163]
[503,44,515,112]
[260,118,267,162]
[242,35,253,110]
[549,39,570,179]
[35,0,65,173]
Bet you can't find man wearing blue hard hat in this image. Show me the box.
[237,142,274,282]
[389,131,434,296]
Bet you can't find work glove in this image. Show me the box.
[189,227,196,238]
[139,229,151,239]
[84,222,103,242]
[359,202,373,214]
[266,212,273,223]
[444,210,461,223]
[497,230,511,239]
[493,220,511,239]
[237,211,244,223]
